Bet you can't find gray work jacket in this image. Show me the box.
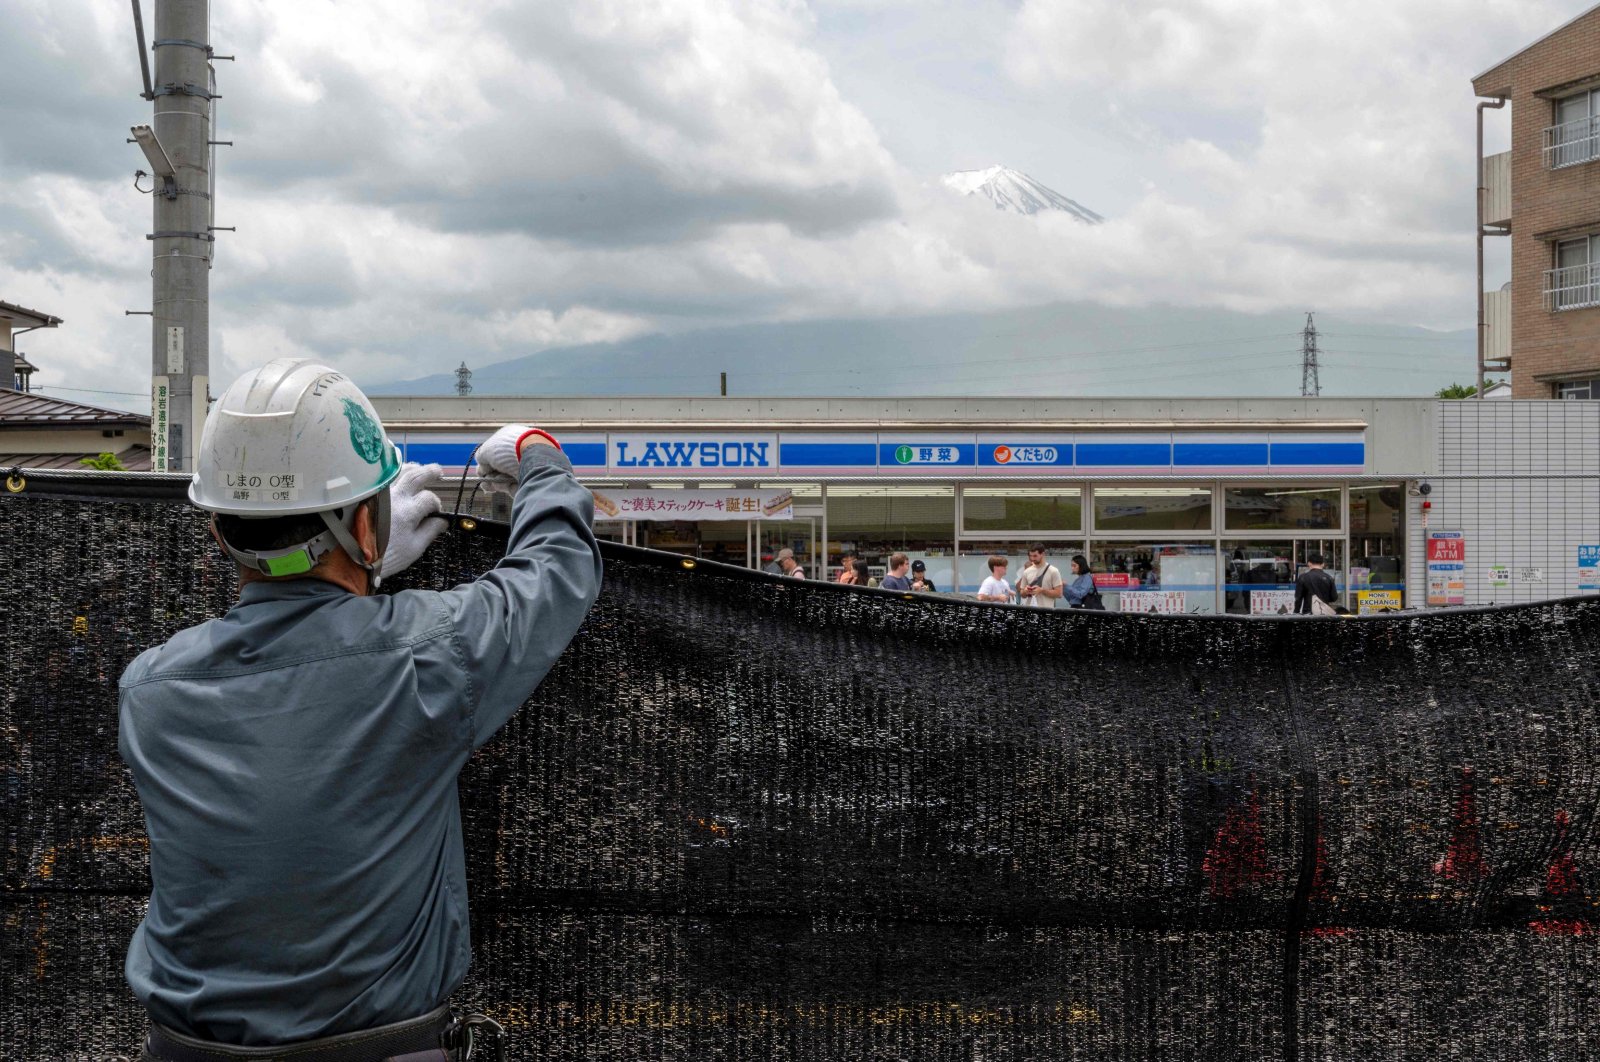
[118,447,602,1045]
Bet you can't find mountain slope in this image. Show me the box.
[940,165,1104,222]
[371,303,1475,399]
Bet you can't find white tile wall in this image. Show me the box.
[1428,401,1600,605]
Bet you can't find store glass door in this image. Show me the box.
[755,517,818,578]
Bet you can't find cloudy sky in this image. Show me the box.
[0,0,1579,409]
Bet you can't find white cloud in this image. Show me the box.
[0,0,1584,401]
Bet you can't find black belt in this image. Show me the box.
[143,1004,453,1062]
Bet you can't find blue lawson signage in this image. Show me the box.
[396,429,1366,477]
[609,434,777,470]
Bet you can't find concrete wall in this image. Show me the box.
[1424,399,1600,604]
[0,427,147,454]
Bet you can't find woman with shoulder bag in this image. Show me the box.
[1064,554,1105,610]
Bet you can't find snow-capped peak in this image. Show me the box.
[940,165,1104,223]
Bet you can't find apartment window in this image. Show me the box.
[1556,378,1600,399]
[1546,236,1600,310]
[1546,89,1600,169]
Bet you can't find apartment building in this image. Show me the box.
[1474,5,1600,398]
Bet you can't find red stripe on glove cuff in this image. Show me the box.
[514,428,562,459]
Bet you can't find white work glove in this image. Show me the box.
[474,423,544,496]
[381,462,447,577]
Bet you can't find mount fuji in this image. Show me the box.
[940,165,1104,223]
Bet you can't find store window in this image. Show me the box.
[962,487,1082,533]
[1089,541,1218,614]
[1224,486,1341,531]
[1222,540,1346,615]
[1093,487,1212,531]
[957,540,1084,595]
[1349,485,1405,604]
[827,485,955,586]
[756,484,822,577]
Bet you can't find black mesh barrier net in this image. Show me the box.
[3,474,1599,1061]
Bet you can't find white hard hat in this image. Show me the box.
[191,359,401,582]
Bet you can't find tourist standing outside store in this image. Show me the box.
[776,547,805,578]
[1063,554,1103,610]
[910,559,938,592]
[977,556,1014,603]
[853,559,874,587]
[881,553,913,591]
[1017,545,1063,608]
[1294,552,1339,615]
[836,550,857,582]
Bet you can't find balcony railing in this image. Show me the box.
[1544,116,1600,169]
[1545,263,1600,310]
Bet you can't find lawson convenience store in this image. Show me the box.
[374,395,1429,615]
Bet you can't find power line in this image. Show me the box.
[1319,331,1466,342]
[35,385,150,397]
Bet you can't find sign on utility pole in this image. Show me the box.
[147,0,213,471]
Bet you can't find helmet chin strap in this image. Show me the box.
[217,489,393,590]
[318,489,390,590]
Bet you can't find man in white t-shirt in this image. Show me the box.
[1017,544,1064,608]
[977,555,1014,603]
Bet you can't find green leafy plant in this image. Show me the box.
[79,452,126,471]
[1435,383,1479,399]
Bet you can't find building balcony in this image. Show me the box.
[1481,151,1511,228]
[1545,263,1600,310]
[1544,116,1600,169]
[1484,285,1511,370]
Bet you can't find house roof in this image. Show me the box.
[0,387,149,427]
[0,300,62,330]
[1474,3,1600,91]
[0,445,151,471]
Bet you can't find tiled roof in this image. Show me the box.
[0,387,148,426]
[0,300,62,327]
[0,446,151,471]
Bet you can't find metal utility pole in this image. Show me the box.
[146,0,215,471]
[1300,312,1321,398]
[455,361,473,396]
[1476,97,1509,399]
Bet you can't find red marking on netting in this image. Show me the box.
[1203,789,1277,899]
[1433,766,1488,882]
[1529,919,1593,938]
[1528,809,1592,937]
[1304,816,1350,936]
[1308,818,1334,904]
[1544,810,1582,897]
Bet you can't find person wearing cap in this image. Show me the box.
[117,359,603,1061]
[775,547,805,578]
[909,559,938,592]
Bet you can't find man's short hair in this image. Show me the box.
[889,552,908,569]
[776,547,795,561]
[1028,543,1047,555]
[1306,552,1326,565]
[988,555,1008,572]
[215,511,330,553]
[214,498,373,555]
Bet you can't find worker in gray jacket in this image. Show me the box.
[118,359,603,1061]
